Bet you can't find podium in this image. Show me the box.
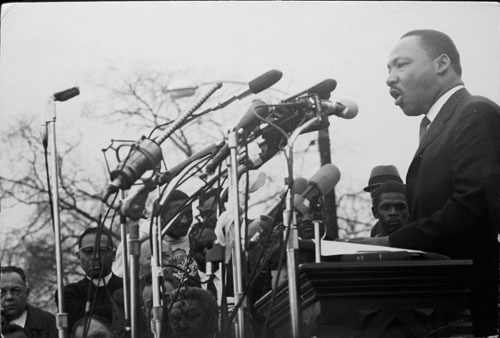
[254,256,473,338]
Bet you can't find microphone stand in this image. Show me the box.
[150,174,164,338]
[46,97,69,338]
[119,188,149,338]
[45,87,81,338]
[227,130,247,338]
[282,94,325,338]
[313,220,322,263]
[118,192,131,335]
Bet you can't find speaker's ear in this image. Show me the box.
[75,251,80,258]
[435,53,451,75]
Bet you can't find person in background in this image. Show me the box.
[111,238,174,337]
[1,266,57,338]
[112,189,194,281]
[70,315,113,338]
[1,323,28,338]
[58,226,123,332]
[196,188,221,231]
[350,29,500,336]
[159,190,195,282]
[169,287,219,338]
[369,181,410,237]
[188,227,233,306]
[363,165,404,195]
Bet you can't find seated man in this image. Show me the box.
[1,266,57,338]
[169,287,219,338]
[57,226,123,332]
[370,181,410,237]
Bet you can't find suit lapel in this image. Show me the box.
[25,304,43,330]
[412,88,470,160]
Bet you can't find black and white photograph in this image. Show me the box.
[1,2,500,337]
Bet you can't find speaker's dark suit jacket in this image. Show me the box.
[389,88,500,336]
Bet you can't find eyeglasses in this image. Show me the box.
[1,286,24,297]
[77,247,114,256]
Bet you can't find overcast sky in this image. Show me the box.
[1,1,500,227]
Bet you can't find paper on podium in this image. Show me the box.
[317,240,424,256]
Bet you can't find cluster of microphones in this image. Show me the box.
[246,163,341,250]
[101,69,358,204]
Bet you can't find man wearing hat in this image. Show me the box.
[369,181,410,237]
[363,165,409,237]
[363,165,404,194]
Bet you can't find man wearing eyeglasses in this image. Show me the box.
[1,266,57,338]
[56,227,123,332]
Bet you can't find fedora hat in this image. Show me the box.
[363,165,403,192]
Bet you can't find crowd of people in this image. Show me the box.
[2,29,500,338]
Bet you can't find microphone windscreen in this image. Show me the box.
[294,177,308,195]
[309,164,341,196]
[234,99,270,132]
[307,79,337,99]
[337,99,358,119]
[248,69,283,94]
[53,87,80,102]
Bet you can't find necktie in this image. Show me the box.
[207,277,217,299]
[419,115,431,142]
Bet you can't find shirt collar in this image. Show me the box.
[425,85,464,124]
[197,268,220,282]
[10,308,28,327]
[87,272,113,286]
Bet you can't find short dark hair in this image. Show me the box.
[159,189,191,214]
[402,29,462,76]
[0,266,27,283]
[372,181,407,209]
[172,287,218,334]
[2,323,28,337]
[70,314,112,337]
[77,226,115,249]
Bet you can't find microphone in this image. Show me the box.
[157,142,224,186]
[246,177,308,250]
[293,97,358,120]
[319,99,358,119]
[102,137,163,202]
[253,97,358,142]
[284,79,337,102]
[306,79,337,100]
[233,99,271,134]
[236,126,284,173]
[102,83,222,201]
[205,100,271,174]
[120,185,150,220]
[52,87,80,102]
[208,69,282,112]
[294,164,341,215]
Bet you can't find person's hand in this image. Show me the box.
[337,236,390,247]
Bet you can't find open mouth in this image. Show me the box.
[390,88,403,105]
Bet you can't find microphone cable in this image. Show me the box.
[41,121,56,234]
